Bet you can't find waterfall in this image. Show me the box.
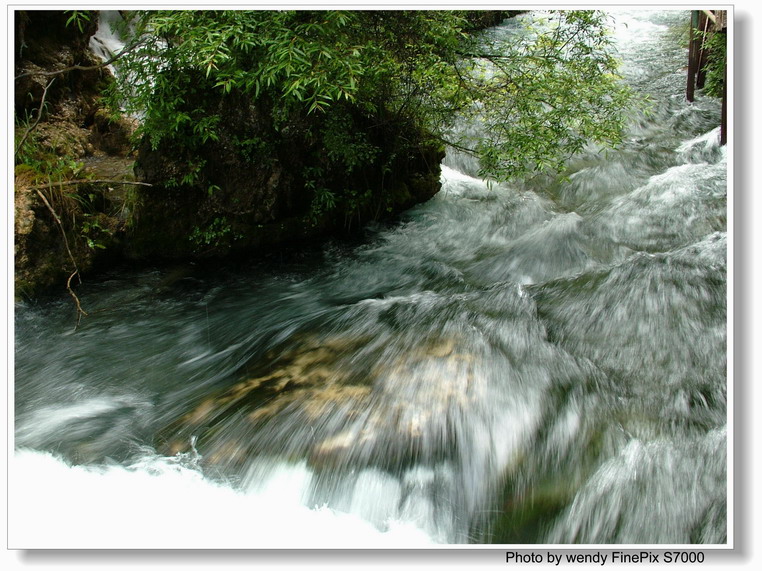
[88,11,129,74]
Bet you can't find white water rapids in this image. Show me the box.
[11,9,729,550]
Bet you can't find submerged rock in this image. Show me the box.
[158,333,480,474]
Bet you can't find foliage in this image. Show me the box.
[303,166,336,224]
[108,9,632,184]
[702,30,726,98]
[463,11,633,180]
[64,10,92,33]
[80,214,113,250]
[189,216,241,249]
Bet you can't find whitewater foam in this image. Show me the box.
[9,449,436,549]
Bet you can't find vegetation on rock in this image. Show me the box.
[14,10,136,302]
[99,9,636,260]
[15,9,639,296]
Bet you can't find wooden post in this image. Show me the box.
[719,11,728,145]
[696,11,709,89]
[686,10,700,102]
[720,30,727,145]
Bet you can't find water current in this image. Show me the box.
[11,9,728,548]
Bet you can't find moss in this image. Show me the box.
[15,164,37,177]
[487,485,573,544]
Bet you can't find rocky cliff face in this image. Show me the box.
[14,10,134,299]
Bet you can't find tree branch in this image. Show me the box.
[33,188,88,329]
[27,179,153,191]
[14,38,145,81]
[429,133,478,156]
[33,188,79,276]
[67,270,88,331]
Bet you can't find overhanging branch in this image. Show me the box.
[27,179,153,190]
[15,37,145,81]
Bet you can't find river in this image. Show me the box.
[11,9,728,548]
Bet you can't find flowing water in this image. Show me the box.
[89,11,130,72]
[11,10,728,548]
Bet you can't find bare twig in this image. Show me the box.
[15,77,55,156]
[33,188,78,270]
[34,187,88,328]
[28,179,153,190]
[67,270,88,330]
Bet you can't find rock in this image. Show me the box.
[14,10,444,295]
[157,333,478,474]
[89,109,137,157]
[13,10,134,298]
[126,84,444,261]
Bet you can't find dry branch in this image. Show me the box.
[33,188,88,329]
[28,179,153,190]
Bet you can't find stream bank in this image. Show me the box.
[13,10,448,299]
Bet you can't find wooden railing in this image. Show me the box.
[686,9,727,145]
